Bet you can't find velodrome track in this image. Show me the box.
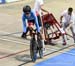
[0,0,75,66]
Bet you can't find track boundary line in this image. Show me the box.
[0,49,29,59]
[0,31,22,36]
[18,44,75,66]
[0,37,30,46]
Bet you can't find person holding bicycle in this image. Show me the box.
[34,0,49,53]
[21,5,43,62]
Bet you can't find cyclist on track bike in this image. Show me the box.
[21,5,43,62]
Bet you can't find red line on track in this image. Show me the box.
[0,49,29,59]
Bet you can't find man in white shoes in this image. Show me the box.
[60,7,75,45]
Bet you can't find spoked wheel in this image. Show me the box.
[30,38,38,62]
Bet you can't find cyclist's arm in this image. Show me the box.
[22,14,27,33]
[33,12,40,33]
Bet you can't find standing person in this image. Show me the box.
[33,0,48,52]
[34,0,48,27]
[60,7,75,45]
